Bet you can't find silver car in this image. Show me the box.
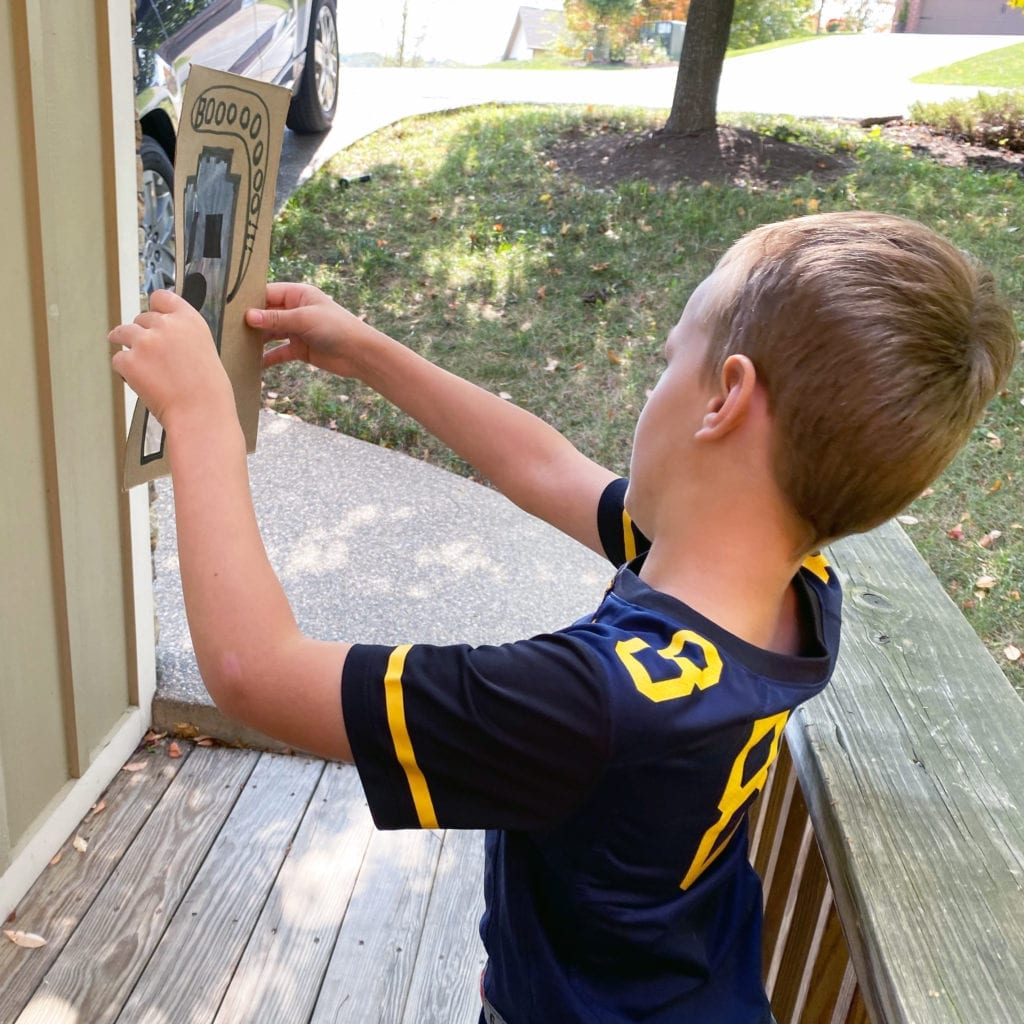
[136,0,340,293]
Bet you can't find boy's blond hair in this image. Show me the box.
[701,212,1018,547]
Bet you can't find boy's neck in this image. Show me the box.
[637,525,809,657]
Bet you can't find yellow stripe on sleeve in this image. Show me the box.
[802,551,831,584]
[383,644,439,828]
[622,508,637,563]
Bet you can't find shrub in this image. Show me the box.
[910,90,1024,152]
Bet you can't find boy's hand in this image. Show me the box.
[108,289,235,432]
[247,282,375,378]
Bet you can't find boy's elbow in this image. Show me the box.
[199,648,252,720]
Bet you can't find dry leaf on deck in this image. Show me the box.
[122,761,147,773]
[4,930,47,949]
[72,835,88,854]
[167,741,182,759]
[91,800,107,817]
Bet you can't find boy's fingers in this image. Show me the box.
[262,341,299,368]
[149,288,184,313]
[108,322,141,348]
[263,281,293,306]
[247,305,299,338]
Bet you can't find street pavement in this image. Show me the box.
[159,33,1015,745]
[276,33,1014,206]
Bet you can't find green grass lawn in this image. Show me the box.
[913,41,1024,87]
[267,104,1024,690]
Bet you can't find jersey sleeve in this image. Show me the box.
[597,478,651,567]
[341,635,612,832]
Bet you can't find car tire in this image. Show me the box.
[287,0,339,134]
[139,135,176,294]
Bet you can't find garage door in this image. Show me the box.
[917,0,1024,34]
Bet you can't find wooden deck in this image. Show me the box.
[0,740,486,1024]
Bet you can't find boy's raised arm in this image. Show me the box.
[110,290,353,761]
[248,283,617,556]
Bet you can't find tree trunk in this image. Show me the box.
[663,0,735,135]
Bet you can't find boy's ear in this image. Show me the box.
[695,354,758,441]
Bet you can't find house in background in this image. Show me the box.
[897,0,1024,34]
[503,6,567,60]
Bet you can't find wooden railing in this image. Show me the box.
[750,520,1024,1024]
[753,741,867,1024]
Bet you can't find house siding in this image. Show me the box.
[0,0,155,922]
[912,0,1024,34]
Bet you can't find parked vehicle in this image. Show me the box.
[136,0,339,293]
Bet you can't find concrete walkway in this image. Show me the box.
[152,413,610,746]
[157,33,1015,745]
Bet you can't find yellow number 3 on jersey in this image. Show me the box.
[615,630,723,702]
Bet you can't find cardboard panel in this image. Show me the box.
[124,66,289,488]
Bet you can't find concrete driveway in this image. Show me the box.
[276,33,1015,205]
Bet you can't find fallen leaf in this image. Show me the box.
[72,835,88,854]
[985,431,1003,451]
[590,262,610,272]
[4,930,47,949]
[167,741,182,759]
[90,800,106,817]
[607,350,623,365]
[174,723,201,739]
[919,487,935,499]
[947,524,965,541]
[121,761,147,773]
[536,284,547,300]
[544,358,560,373]
[498,391,512,401]
[988,478,1003,494]
[1004,645,1022,663]
[195,736,215,747]
[975,575,998,590]
[49,851,62,866]
[979,529,1002,549]
[896,515,919,526]
[142,730,166,744]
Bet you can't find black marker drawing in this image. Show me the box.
[125,68,288,488]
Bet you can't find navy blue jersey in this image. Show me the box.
[342,478,842,1023]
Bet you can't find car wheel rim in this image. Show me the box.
[140,167,175,293]
[313,6,339,115]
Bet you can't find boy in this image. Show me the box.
[109,211,1016,1023]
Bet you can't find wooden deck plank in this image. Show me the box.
[212,763,375,1024]
[13,745,259,1024]
[0,741,189,1024]
[791,522,1024,1023]
[400,828,486,1024]
[113,752,324,1024]
[310,828,444,1024]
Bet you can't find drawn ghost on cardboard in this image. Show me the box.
[124,66,289,488]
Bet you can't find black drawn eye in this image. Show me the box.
[203,215,223,258]
[182,272,208,313]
